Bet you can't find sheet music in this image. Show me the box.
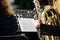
[18,18,37,32]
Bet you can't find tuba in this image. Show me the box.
[33,0,60,40]
[39,5,60,40]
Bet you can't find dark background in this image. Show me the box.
[12,0,34,10]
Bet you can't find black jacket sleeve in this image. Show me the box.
[40,24,60,36]
[0,16,18,36]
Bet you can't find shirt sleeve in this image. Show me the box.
[40,24,60,36]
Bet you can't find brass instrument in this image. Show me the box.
[33,0,41,40]
[33,0,60,40]
[33,0,40,20]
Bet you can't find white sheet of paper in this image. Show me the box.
[18,18,37,32]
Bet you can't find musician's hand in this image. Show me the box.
[34,20,40,29]
[34,14,38,20]
[34,14,40,29]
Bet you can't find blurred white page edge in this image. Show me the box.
[18,18,37,32]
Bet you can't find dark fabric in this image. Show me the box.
[38,0,49,5]
[24,32,39,40]
[0,12,18,36]
[40,24,60,36]
[0,35,29,40]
